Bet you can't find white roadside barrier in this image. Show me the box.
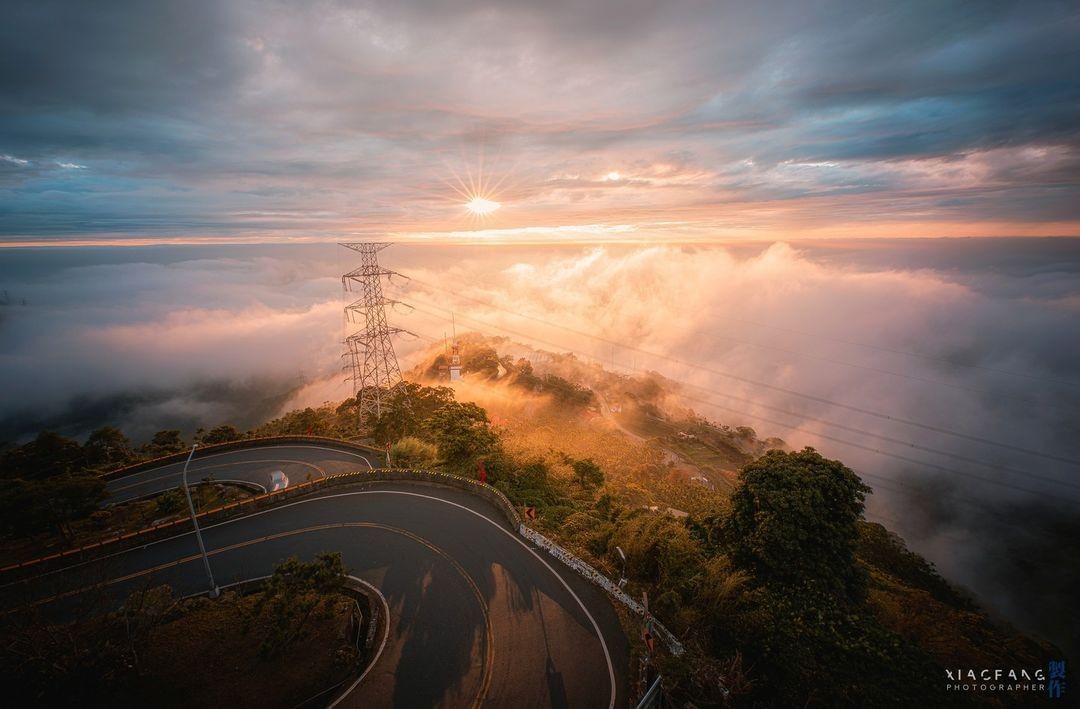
[519,524,685,656]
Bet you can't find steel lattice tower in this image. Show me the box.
[341,242,407,420]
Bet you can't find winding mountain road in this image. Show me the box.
[8,442,632,708]
[105,443,378,502]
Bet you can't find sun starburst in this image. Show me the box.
[432,142,519,226]
[465,197,500,215]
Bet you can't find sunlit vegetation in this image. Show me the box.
[1,553,360,707]
[395,337,1058,706]
[0,335,1060,706]
[389,436,438,469]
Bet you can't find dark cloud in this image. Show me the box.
[0,0,1077,238]
[1,1,241,113]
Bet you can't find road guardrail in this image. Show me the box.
[6,454,687,659]
[98,435,385,481]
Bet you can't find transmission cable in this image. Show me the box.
[401,275,1080,468]
[401,299,1080,503]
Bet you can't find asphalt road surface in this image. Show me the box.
[10,470,631,707]
[105,443,379,503]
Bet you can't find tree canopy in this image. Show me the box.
[84,427,134,468]
[0,473,107,543]
[0,431,83,480]
[365,383,455,445]
[461,345,501,379]
[144,430,185,457]
[199,425,243,445]
[249,552,346,655]
[723,447,871,603]
[423,400,498,471]
[572,458,605,488]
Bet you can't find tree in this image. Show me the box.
[365,383,456,445]
[272,406,326,436]
[733,426,757,441]
[423,401,499,470]
[0,582,177,703]
[541,374,594,407]
[145,430,185,457]
[489,456,561,508]
[154,490,184,517]
[249,552,346,655]
[424,353,449,379]
[722,447,870,602]
[0,473,107,544]
[508,358,541,390]
[462,346,501,378]
[199,424,242,445]
[83,426,133,467]
[0,431,83,480]
[572,458,605,488]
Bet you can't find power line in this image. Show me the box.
[401,275,1080,469]
[697,330,1071,414]
[636,410,1030,522]
[390,244,1079,391]
[715,312,1080,391]
[667,390,1080,502]
[401,299,1080,504]
[670,379,1080,494]
[401,315,1062,524]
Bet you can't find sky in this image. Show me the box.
[1,0,1079,654]
[1,0,1079,245]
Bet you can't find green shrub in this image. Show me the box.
[389,436,438,469]
[155,489,184,517]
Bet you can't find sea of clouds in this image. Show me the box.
[1,237,1077,654]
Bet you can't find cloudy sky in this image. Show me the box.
[2,0,1078,244]
[1,2,1079,651]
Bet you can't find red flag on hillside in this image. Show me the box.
[478,459,487,484]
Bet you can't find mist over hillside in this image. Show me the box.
[1,237,1078,656]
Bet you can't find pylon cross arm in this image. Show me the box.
[341,241,406,421]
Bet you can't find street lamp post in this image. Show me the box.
[616,545,628,589]
[181,444,219,599]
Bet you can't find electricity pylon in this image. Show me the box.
[341,242,408,420]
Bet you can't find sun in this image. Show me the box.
[465,196,500,216]
[433,141,515,225]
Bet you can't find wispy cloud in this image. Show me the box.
[0,0,1077,240]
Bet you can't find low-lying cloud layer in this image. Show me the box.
[0,245,351,440]
[396,238,1080,653]
[1,239,1077,653]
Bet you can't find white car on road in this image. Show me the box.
[269,470,289,492]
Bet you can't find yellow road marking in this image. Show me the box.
[22,521,493,708]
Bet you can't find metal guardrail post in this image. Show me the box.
[636,675,663,709]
